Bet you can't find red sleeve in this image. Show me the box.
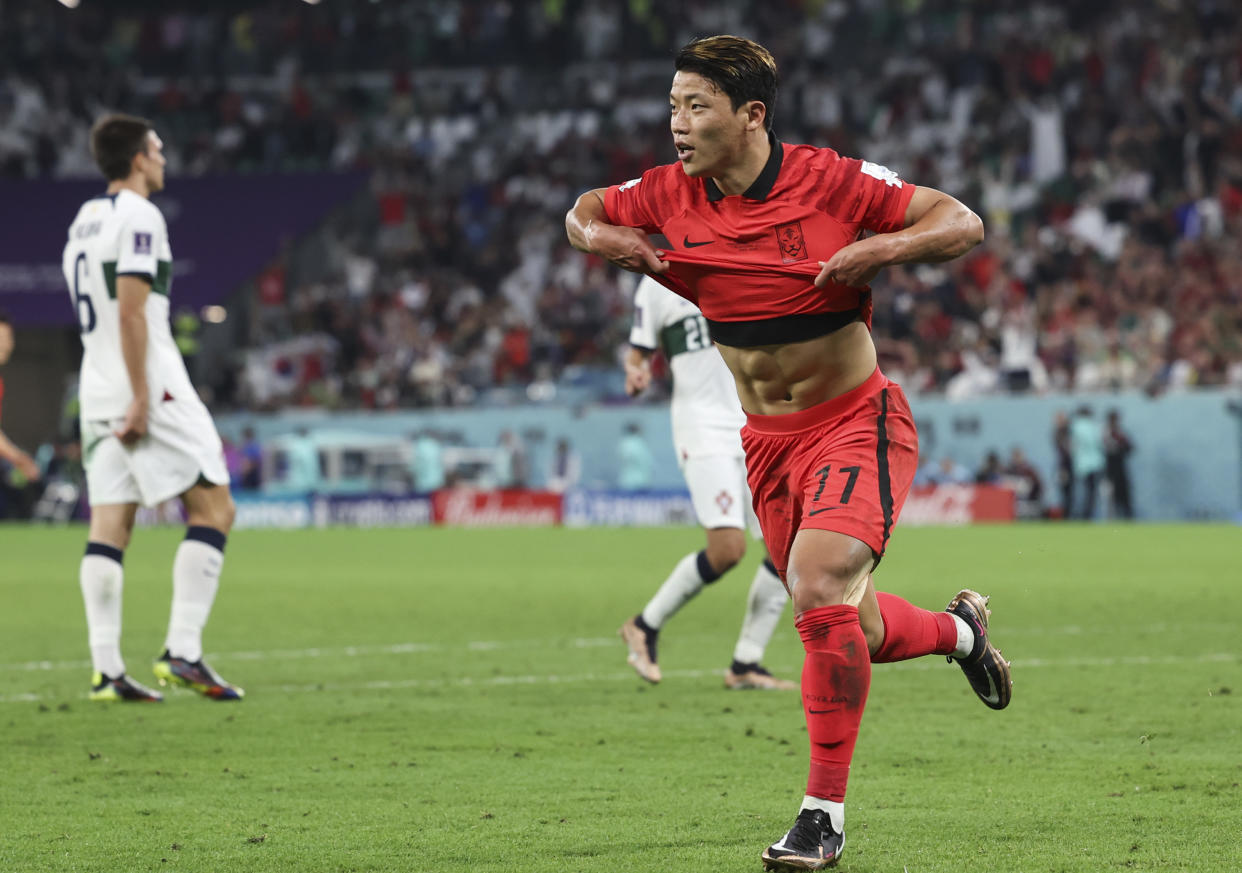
[602,164,677,233]
[834,156,917,234]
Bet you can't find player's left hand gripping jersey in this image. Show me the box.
[630,275,744,461]
[62,189,199,419]
[605,134,916,347]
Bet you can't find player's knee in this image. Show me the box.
[704,530,746,575]
[216,491,237,533]
[787,555,870,612]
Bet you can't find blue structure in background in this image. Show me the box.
[218,388,1242,522]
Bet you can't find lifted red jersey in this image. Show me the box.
[603,134,915,346]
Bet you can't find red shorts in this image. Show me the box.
[741,367,918,580]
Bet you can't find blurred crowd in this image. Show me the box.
[2,0,1241,409]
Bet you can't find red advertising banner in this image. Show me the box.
[431,489,563,527]
[900,484,1016,526]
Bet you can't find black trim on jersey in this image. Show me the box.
[704,130,783,202]
[116,271,155,282]
[875,388,894,553]
[629,343,657,353]
[706,309,861,347]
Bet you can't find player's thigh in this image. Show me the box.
[81,417,142,510]
[682,454,748,531]
[134,401,231,508]
[86,502,139,549]
[786,527,874,613]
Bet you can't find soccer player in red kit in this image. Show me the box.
[567,36,1011,870]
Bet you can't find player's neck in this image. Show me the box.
[107,176,151,199]
[710,132,771,197]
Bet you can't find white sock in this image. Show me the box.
[950,613,975,658]
[732,560,788,664]
[800,795,845,833]
[164,529,225,662]
[80,547,125,678]
[641,551,708,629]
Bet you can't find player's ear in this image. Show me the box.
[744,100,767,132]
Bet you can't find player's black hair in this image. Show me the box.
[674,35,779,131]
[89,113,154,181]
[0,308,10,325]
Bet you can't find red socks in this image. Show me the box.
[796,604,870,802]
[870,591,958,663]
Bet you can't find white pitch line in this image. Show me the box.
[0,651,1234,705]
[0,636,620,674]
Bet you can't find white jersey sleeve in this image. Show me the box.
[115,199,168,285]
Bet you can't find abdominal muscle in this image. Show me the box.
[716,322,878,416]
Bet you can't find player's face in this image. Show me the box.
[669,71,751,178]
[0,323,13,365]
[138,131,167,192]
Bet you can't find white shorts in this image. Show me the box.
[82,397,229,508]
[681,453,761,537]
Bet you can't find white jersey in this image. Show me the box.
[62,189,198,419]
[629,276,744,460]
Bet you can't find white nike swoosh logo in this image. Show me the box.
[981,670,1001,705]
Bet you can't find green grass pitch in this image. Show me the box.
[1,523,1239,873]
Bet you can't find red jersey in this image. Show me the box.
[603,133,915,347]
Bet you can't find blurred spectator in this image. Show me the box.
[240,426,263,490]
[284,427,320,494]
[1103,409,1136,519]
[974,451,1004,485]
[1002,447,1045,520]
[1052,411,1073,519]
[410,428,446,492]
[494,429,528,488]
[1070,406,1105,520]
[616,422,654,491]
[545,436,582,493]
[926,456,973,487]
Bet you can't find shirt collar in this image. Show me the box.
[704,130,783,203]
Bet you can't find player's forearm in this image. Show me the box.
[118,309,149,402]
[565,189,609,253]
[881,197,984,266]
[626,346,653,368]
[0,432,31,466]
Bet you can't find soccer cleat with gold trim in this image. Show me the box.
[945,589,1012,710]
[618,615,661,684]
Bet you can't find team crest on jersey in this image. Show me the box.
[133,232,152,255]
[715,490,734,514]
[775,221,806,264]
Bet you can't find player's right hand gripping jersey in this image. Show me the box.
[62,189,198,419]
[629,276,744,461]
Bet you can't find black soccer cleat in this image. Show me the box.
[946,589,1012,710]
[154,650,244,700]
[761,807,844,871]
[90,672,164,702]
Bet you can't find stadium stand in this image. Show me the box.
[1,0,1240,412]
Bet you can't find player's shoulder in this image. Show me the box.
[115,190,167,226]
[617,161,686,195]
[783,141,866,181]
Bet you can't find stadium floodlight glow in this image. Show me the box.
[202,305,227,324]
[300,0,322,4]
[57,0,81,7]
